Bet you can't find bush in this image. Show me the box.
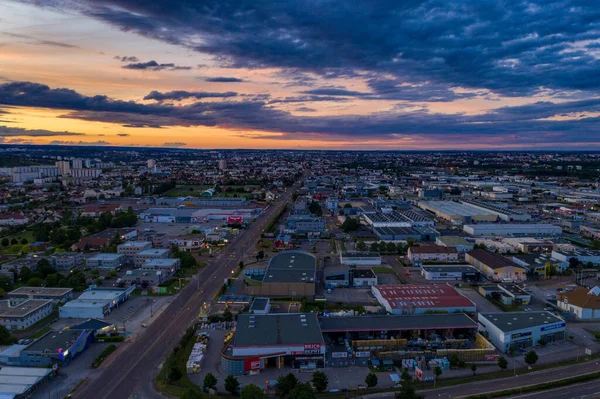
[91,344,117,368]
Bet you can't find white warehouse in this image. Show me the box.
[463,224,562,237]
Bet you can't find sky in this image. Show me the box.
[1,0,600,150]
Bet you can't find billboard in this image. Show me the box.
[304,343,321,354]
[228,215,243,224]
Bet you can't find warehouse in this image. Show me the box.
[14,328,94,366]
[478,312,565,352]
[339,252,382,266]
[551,249,600,265]
[466,249,527,282]
[557,286,600,320]
[418,201,497,224]
[407,246,459,264]
[435,236,474,253]
[244,251,316,297]
[122,270,165,287]
[463,224,563,237]
[461,200,531,222]
[221,313,325,375]
[363,211,434,228]
[421,265,482,282]
[371,284,476,314]
[59,286,136,319]
[7,287,73,305]
[0,367,54,398]
[373,226,423,241]
[86,253,123,270]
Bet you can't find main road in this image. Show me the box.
[73,178,303,399]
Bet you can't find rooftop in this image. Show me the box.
[0,366,53,396]
[250,297,270,312]
[24,329,90,353]
[136,248,170,256]
[373,284,475,310]
[118,241,151,248]
[342,252,381,258]
[437,236,472,246]
[558,286,600,309]
[467,249,524,270]
[8,287,73,297]
[479,312,564,332]
[410,245,458,254]
[0,299,52,318]
[142,258,179,267]
[421,265,480,273]
[419,201,495,217]
[88,253,123,261]
[319,313,478,332]
[233,313,323,347]
[69,318,113,331]
[263,251,316,284]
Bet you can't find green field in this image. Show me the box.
[163,185,212,197]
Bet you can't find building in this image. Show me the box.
[55,160,70,176]
[371,284,476,314]
[134,248,171,267]
[373,226,424,241]
[221,313,325,375]
[478,312,565,352]
[7,287,73,305]
[0,299,53,330]
[122,270,164,287]
[557,286,600,320]
[15,329,93,366]
[463,224,563,237]
[461,200,531,222]
[1,258,39,276]
[117,241,152,264]
[218,159,227,170]
[551,249,600,266]
[420,265,482,281]
[466,249,527,282]
[249,298,271,315]
[49,252,84,270]
[147,159,156,168]
[478,284,531,305]
[59,286,135,319]
[512,253,566,276]
[0,212,29,226]
[86,253,124,270]
[339,252,382,266]
[435,236,474,253]
[141,258,180,277]
[418,201,497,224]
[244,251,316,297]
[285,217,327,235]
[169,235,204,252]
[363,211,434,228]
[0,367,54,397]
[407,246,459,264]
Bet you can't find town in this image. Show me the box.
[0,147,598,398]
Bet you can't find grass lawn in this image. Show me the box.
[163,185,211,197]
[29,326,52,339]
[156,329,200,396]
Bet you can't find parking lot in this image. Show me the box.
[324,287,377,306]
[458,287,502,313]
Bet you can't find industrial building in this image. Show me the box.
[86,253,124,270]
[134,248,170,267]
[461,200,531,222]
[478,312,565,352]
[221,313,325,375]
[7,287,73,305]
[478,284,531,305]
[249,298,271,315]
[418,201,497,224]
[0,299,53,330]
[0,367,54,398]
[373,226,423,241]
[117,241,152,264]
[512,253,567,276]
[551,249,600,265]
[371,284,476,314]
[420,265,482,281]
[466,249,527,282]
[244,251,316,297]
[59,286,135,319]
[324,267,378,287]
[557,286,600,319]
[407,246,459,264]
[339,252,382,266]
[463,224,563,237]
[363,211,434,228]
[435,236,474,253]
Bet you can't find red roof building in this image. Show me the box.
[371,284,476,315]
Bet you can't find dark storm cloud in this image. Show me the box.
[122,60,191,71]
[0,125,85,137]
[22,0,600,97]
[205,77,244,82]
[144,90,238,101]
[114,55,139,62]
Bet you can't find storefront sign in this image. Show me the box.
[541,322,565,332]
[484,354,500,361]
[511,331,532,339]
[415,367,423,381]
[331,352,348,358]
[354,352,370,358]
[243,357,261,371]
[304,343,321,354]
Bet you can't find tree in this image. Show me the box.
[341,217,359,232]
[225,375,240,395]
[0,275,13,292]
[525,350,538,366]
[240,384,265,399]
[401,368,412,382]
[18,266,31,283]
[0,325,12,345]
[37,259,56,279]
[369,241,379,252]
[471,363,477,375]
[238,261,244,270]
[256,250,265,262]
[395,382,423,399]
[1,238,8,247]
[365,372,378,388]
[20,238,28,245]
[276,372,298,398]
[10,238,17,245]
[168,366,182,382]
[203,372,218,389]
[498,356,508,370]
[449,353,459,368]
[288,382,315,399]
[433,366,442,387]
[311,371,328,392]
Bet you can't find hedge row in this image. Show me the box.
[91,344,117,368]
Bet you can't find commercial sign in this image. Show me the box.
[244,357,261,371]
[541,322,566,332]
[484,354,500,361]
[415,367,423,381]
[304,343,321,355]
[331,352,348,358]
[511,331,532,339]
[228,215,243,224]
[354,352,370,358]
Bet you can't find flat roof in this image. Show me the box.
[264,251,316,284]
[465,223,561,231]
[373,284,475,310]
[88,253,123,261]
[143,258,179,266]
[118,241,151,248]
[250,297,270,311]
[0,367,52,396]
[320,313,478,332]
[77,288,128,302]
[25,329,90,353]
[373,226,423,236]
[553,249,600,257]
[410,245,458,254]
[478,312,564,333]
[0,299,52,318]
[8,287,73,297]
[342,252,381,258]
[136,248,170,256]
[419,201,495,217]
[437,236,472,246]
[69,319,113,331]
[421,265,480,273]
[467,249,524,270]
[233,313,324,347]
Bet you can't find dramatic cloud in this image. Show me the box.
[162,141,186,147]
[205,77,244,83]
[144,90,238,101]
[114,55,139,62]
[24,0,600,98]
[49,140,111,145]
[122,60,191,71]
[0,125,85,137]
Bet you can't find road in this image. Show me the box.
[508,378,600,399]
[72,180,302,399]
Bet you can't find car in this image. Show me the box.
[141,324,147,328]
[544,307,553,311]
[524,308,532,312]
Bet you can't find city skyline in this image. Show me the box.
[2,0,600,150]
